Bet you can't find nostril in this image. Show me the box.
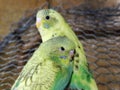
[70,50,75,55]
[36,17,41,22]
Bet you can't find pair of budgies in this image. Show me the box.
[11,9,98,90]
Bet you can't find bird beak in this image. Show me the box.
[69,50,75,60]
[36,17,42,28]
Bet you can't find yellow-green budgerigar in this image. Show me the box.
[11,36,76,90]
[36,9,98,90]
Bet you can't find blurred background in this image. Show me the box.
[0,0,120,90]
[0,0,42,37]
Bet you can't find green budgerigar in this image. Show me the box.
[11,37,76,90]
[36,9,98,90]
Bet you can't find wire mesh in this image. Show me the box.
[0,1,120,90]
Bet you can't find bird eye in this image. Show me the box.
[59,47,65,51]
[45,16,50,20]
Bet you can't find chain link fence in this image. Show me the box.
[0,1,120,90]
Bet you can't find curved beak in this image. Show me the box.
[69,50,75,60]
[36,17,42,28]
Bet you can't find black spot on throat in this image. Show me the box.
[75,65,79,69]
[76,53,79,57]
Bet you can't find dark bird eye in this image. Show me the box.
[46,16,50,20]
[60,47,65,51]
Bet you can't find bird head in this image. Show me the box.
[36,9,66,42]
[40,36,75,67]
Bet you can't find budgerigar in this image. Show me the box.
[11,36,76,90]
[36,9,98,90]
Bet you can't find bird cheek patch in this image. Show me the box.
[43,23,50,29]
[59,56,67,59]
